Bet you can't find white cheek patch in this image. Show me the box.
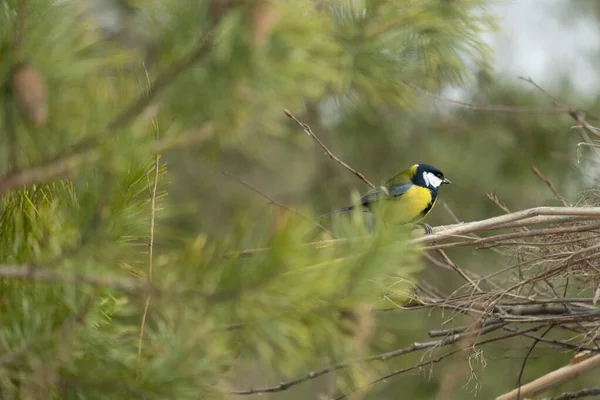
[423,171,443,188]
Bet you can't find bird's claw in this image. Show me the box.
[421,223,433,235]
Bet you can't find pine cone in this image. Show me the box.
[10,62,48,127]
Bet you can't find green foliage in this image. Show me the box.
[9,0,598,399]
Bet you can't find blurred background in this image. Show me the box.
[2,0,600,399]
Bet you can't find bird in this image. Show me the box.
[320,164,451,233]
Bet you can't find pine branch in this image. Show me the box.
[137,69,161,379]
[0,28,215,195]
[12,0,28,55]
[0,264,147,294]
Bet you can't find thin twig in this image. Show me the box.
[335,326,545,400]
[413,207,600,245]
[137,66,161,380]
[496,352,600,400]
[425,222,600,251]
[503,326,596,352]
[223,170,332,235]
[229,322,506,395]
[436,248,483,293]
[518,77,562,107]
[225,208,600,258]
[539,388,600,400]
[404,82,572,114]
[532,166,569,206]
[515,326,555,400]
[519,77,600,143]
[284,109,376,189]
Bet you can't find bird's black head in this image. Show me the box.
[412,164,451,190]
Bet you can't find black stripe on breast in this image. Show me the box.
[421,195,438,217]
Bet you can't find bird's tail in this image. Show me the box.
[319,206,353,219]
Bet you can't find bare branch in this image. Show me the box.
[515,326,555,400]
[223,170,332,236]
[284,109,376,189]
[404,82,572,114]
[532,165,569,206]
[496,353,600,400]
[335,326,545,400]
[539,388,600,400]
[414,207,600,245]
[226,207,600,258]
[229,321,506,395]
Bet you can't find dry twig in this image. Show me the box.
[223,170,332,235]
[539,388,600,400]
[532,165,569,206]
[284,109,376,189]
[496,353,600,400]
[229,322,506,395]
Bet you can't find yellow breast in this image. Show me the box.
[372,185,434,225]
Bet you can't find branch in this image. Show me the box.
[229,322,506,395]
[496,353,600,400]
[107,30,214,132]
[335,326,545,400]
[12,0,28,54]
[435,248,483,293]
[532,165,569,206]
[425,221,600,251]
[413,207,600,245]
[519,76,600,142]
[284,109,376,189]
[503,326,596,352]
[0,28,215,195]
[404,82,572,114]
[137,77,161,378]
[540,388,600,400]
[223,170,332,235]
[0,264,148,294]
[515,326,554,400]
[0,151,97,195]
[225,207,600,258]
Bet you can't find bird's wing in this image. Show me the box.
[360,183,412,206]
[384,166,415,186]
[386,183,413,198]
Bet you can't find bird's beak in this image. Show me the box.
[442,178,451,185]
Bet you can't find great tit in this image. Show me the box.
[321,164,451,231]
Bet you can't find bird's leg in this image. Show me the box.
[418,223,433,235]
